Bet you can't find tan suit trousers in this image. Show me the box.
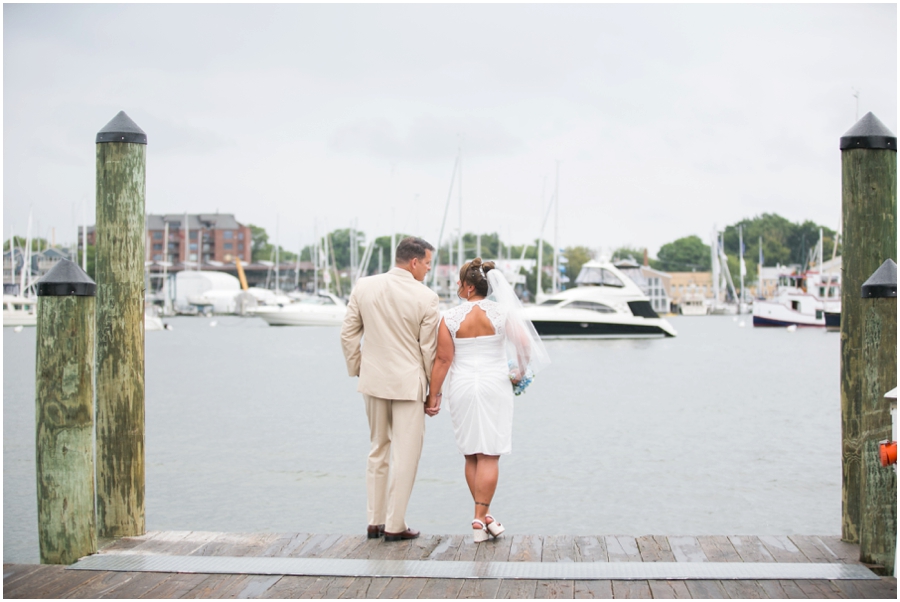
[364,395,425,534]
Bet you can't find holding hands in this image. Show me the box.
[425,391,442,417]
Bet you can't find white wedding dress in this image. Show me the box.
[442,299,514,456]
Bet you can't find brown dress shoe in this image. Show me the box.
[383,528,420,541]
[367,524,385,539]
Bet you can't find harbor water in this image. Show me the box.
[4,315,840,564]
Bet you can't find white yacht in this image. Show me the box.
[523,260,677,338]
[249,291,347,326]
[752,265,840,328]
[3,295,37,327]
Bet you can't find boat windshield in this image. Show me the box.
[539,299,564,306]
[575,267,624,287]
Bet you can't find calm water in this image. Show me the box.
[4,315,840,563]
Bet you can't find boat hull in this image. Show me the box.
[531,319,673,339]
[252,307,346,327]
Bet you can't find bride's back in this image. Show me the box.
[455,304,496,339]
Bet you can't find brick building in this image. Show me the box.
[147,214,252,265]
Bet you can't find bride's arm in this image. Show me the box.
[425,319,454,415]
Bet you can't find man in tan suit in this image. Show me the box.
[340,237,440,541]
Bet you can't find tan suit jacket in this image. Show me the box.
[341,267,441,401]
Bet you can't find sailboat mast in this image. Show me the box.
[553,161,559,294]
[275,214,280,293]
[739,225,744,309]
[457,146,463,270]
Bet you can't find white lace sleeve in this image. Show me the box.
[477,300,507,336]
[442,303,475,338]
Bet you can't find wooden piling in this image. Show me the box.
[95,111,148,538]
[35,259,97,564]
[859,260,898,574]
[839,112,897,569]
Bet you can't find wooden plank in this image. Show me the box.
[359,577,392,599]
[684,580,728,599]
[61,570,138,598]
[794,579,845,598]
[137,573,210,599]
[534,579,575,598]
[454,536,478,562]
[415,578,464,599]
[3,565,65,597]
[6,566,105,599]
[335,577,385,599]
[668,536,708,563]
[776,580,810,599]
[259,576,322,598]
[427,535,465,561]
[495,579,538,598]
[374,576,428,598]
[696,535,741,562]
[345,536,385,560]
[288,533,345,558]
[574,579,613,599]
[406,535,443,560]
[458,578,502,598]
[3,564,45,590]
[574,536,608,562]
[789,535,841,564]
[181,573,251,598]
[720,580,768,599]
[636,535,675,562]
[647,580,691,599]
[543,535,580,562]
[100,531,162,553]
[853,577,898,599]
[124,531,220,556]
[321,576,361,598]
[605,536,642,562]
[832,579,873,599]
[95,572,173,599]
[611,580,652,598]
[474,534,513,562]
[267,533,312,558]
[758,535,807,563]
[755,580,795,599]
[816,536,863,564]
[729,536,776,562]
[507,534,542,562]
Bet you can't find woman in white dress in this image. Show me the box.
[426,258,549,542]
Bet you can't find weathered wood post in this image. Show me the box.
[839,112,897,559]
[35,259,97,564]
[859,259,897,573]
[95,111,147,538]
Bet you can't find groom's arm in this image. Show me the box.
[340,289,364,377]
[419,293,441,384]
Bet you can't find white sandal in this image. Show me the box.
[472,519,490,542]
[485,514,505,538]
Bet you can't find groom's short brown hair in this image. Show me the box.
[395,237,435,264]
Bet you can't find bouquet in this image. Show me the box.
[508,360,534,396]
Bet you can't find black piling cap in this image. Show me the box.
[840,112,896,151]
[96,111,147,144]
[37,259,97,297]
[861,259,897,298]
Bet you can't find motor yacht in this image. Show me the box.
[752,267,840,328]
[523,260,677,338]
[249,291,347,326]
[3,295,37,327]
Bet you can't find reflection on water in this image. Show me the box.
[4,315,840,563]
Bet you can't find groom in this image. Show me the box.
[340,236,440,541]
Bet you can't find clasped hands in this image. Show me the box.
[424,391,441,417]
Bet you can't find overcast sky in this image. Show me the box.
[4,3,896,257]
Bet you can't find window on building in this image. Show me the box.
[153,232,163,239]
[238,243,244,251]
[153,243,162,250]
[190,231,198,240]
[238,232,244,240]
[224,243,233,250]
[224,231,234,239]
[189,243,198,251]
[153,254,162,261]
[189,253,197,261]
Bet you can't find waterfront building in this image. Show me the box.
[668,271,713,308]
[147,214,252,265]
[640,266,672,314]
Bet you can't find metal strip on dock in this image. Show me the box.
[69,553,880,581]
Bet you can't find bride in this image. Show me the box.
[426,258,550,542]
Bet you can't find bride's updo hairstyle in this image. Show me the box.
[459,257,496,298]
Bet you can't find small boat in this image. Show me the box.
[3,295,37,327]
[678,287,709,316]
[249,291,347,326]
[753,269,840,328]
[523,260,677,338]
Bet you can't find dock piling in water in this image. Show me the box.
[35,259,97,564]
[94,111,148,538]
[839,112,897,573]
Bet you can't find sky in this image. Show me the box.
[3,3,897,258]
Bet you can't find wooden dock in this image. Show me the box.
[4,532,897,598]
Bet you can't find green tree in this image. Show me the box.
[563,246,593,284]
[247,224,270,261]
[611,246,645,264]
[654,235,712,272]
